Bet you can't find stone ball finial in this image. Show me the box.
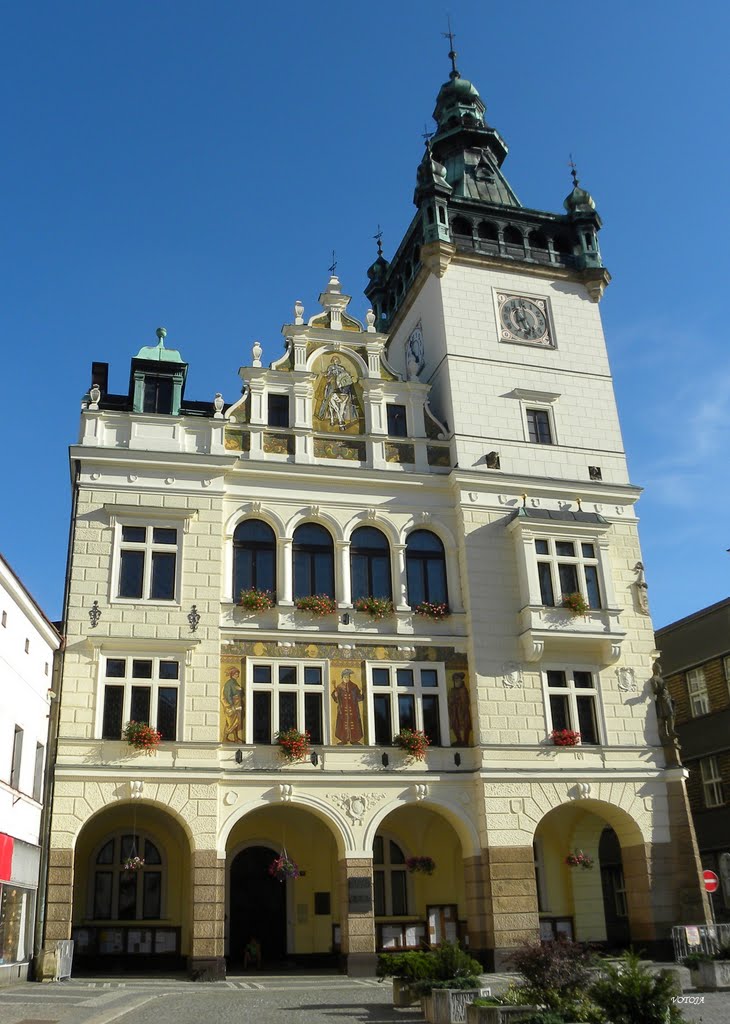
[252,341,263,367]
[156,327,167,341]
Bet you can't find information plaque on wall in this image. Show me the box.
[348,877,373,913]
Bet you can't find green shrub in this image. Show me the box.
[376,950,435,981]
[517,1013,569,1024]
[682,951,711,969]
[589,951,684,1024]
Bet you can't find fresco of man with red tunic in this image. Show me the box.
[332,667,364,745]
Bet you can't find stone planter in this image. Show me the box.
[432,987,491,1024]
[466,1006,540,1024]
[392,978,419,1007]
[421,993,434,1023]
[697,959,730,991]
[688,966,702,989]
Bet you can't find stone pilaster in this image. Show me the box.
[483,846,539,970]
[34,848,74,982]
[463,854,493,957]
[187,850,226,981]
[337,857,376,976]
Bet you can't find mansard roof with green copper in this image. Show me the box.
[134,326,186,363]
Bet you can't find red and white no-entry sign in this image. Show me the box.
[703,870,720,893]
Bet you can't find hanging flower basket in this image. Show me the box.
[268,852,300,882]
[353,596,395,619]
[276,727,311,762]
[405,856,436,875]
[565,849,594,870]
[551,728,581,747]
[394,728,431,761]
[294,594,337,616]
[122,856,145,873]
[561,591,590,617]
[238,588,275,611]
[123,721,161,754]
[413,601,450,620]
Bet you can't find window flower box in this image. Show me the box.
[276,727,310,762]
[123,721,161,754]
[414,601,451,620]
[394,728,431,761]
[294,594,337,616]
[550,729,581,747]
[238,588,275,611]
[353,596,395,619]
[561,591,590,617]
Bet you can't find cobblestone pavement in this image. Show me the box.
[0,970,726,1024]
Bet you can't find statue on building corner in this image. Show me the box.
[633,561,650,615]
[650,659,681,765]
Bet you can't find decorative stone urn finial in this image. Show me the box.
[294,300,304,325]
[213,393,224,419]
[252,341,263,367]
[366,308,376,332]
[88,384,101,410]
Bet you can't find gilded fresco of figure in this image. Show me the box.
[318,357,357,430]
[448,672,472,746]
[332,668,364,744]
[222,665,243,743]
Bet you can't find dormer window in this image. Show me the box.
[268,394,290,428]
[143,376,173,414]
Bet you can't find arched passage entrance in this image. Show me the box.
[533,800,645,949]
[71,802,192,972]
[225,804,342,969]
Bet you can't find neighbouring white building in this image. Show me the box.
[39,55,708,980]
[0,554,61,985]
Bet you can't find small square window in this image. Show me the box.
[421,670,438,688]
[387,405,408,438]
[122,526,146,543]
[304,667,323,686]
[268,394,290,428]
[396,669,414,687]
[132,659,153,679]
[153,527,177,545]
[373,668,390,686]
[555,541,575,557]
[253,665,272,684]
[535,540,549,555]
[279,665,297,685]
[105,659,126,678]
[159,661,179,680]
[117,523,179,601]
[581,543,596,558]
[526,408,553,445]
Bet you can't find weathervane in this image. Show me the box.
[373,224,383,257]
[328,250,337,276]
[568,153,580,187]
[442,16,459,78]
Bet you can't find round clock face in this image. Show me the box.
[500,296,548,342]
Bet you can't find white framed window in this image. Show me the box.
[366,662,449,747]
[246,659,327,745]
[686,668,710,717]
[535,537,603,609]
[90,833,165,921]
[115,524,180,601]
[10,726,23,789]
[544,668,602,745]
[32,743,44,803]
[99,655,181,742]
[512,389,560,446]
[700,756,724,808]
[373,834,410,917]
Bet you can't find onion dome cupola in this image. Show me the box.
[563,163,603,269]
[365,231,391,326]
[129,327,188,415]
[414,139,453,245]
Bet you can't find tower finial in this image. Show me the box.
[328,249,337,276]
[373,224,383,257]
[442,16,459,79]
[568,153,579,188]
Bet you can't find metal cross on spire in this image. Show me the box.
[442,16,459,78]
[328,250,337,276]
[373,225,383,257]
[422,123,434,143]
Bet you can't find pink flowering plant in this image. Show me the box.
[394,728,431,761]
[268,853,300,881]
[565,850,594,870]
[238,588,275,611]
[413,601,450,620]
[276,728,311,763]
[295,594,337,616]
[354,596,395,619]
[123,721,161,754]
[562,591,590,617]
[551,728,581,747]
[405,856,436,875]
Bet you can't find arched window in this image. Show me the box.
[477,220,498,241]
[293,523,335,599]
[406,530,448,607]
[350,527,392,602]
[504,225,523,247]
[452,216,472,237]
[373,834,409,916]
[529,230,548,250]
[233,520,276,598]
[92,834,163,921]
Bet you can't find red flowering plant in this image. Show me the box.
[565,850,594,870]
[123,721,161,754]
[276,728,311,763]
[561,591,590,617]
[268,852,300,881]
[394,728,431,761]
[238,588,275,611]
[353,596,395,619]
[413,601,450,620]
[405,856,436,875]
[294,594,337,616]
[551,729,581,747]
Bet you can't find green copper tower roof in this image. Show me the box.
[134,327,186,364]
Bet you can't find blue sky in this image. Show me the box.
[2,1,728,628]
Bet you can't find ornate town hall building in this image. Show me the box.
[40,57,708,978]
